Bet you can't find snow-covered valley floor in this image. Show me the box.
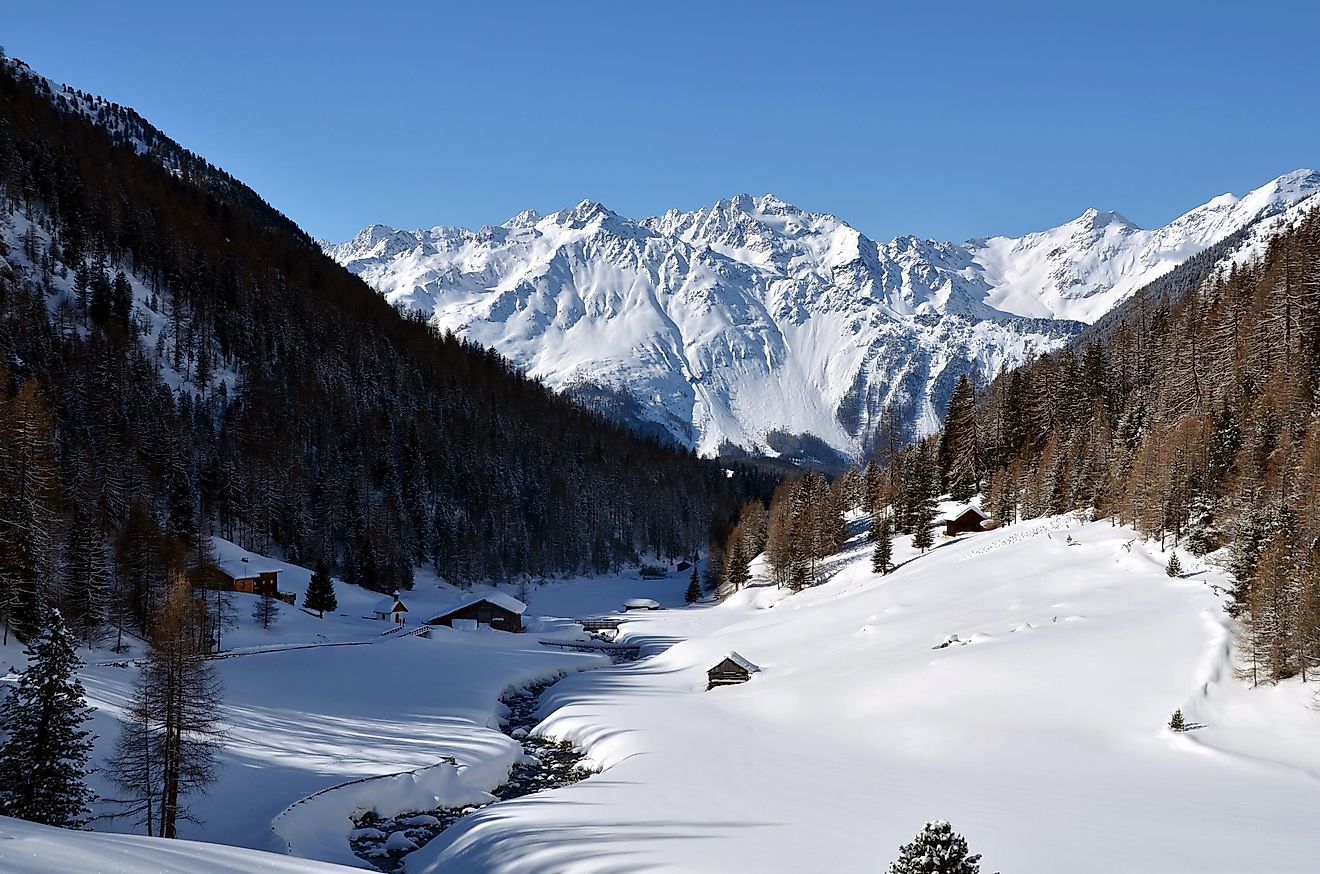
[412,516,1320,873]
[4,515,1320,872]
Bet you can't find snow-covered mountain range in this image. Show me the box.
[326,170,1320,463]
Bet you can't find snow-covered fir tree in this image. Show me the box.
[0,610,96,827]
[887,820,983,874]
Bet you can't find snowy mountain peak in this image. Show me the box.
[708,192,798,215]
[560,199,616,225]
[547,199,651,240]
[327,171,1320,461]
[1230,168,1320,221]
[337,223,425,261]
[1074,207,1139,231]
[1263,167,1320,197]
[505,208,542,229]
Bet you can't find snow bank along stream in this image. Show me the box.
[347,676,595,870]
[272,638,641,872]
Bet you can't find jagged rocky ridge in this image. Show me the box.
[326,172,1320,464]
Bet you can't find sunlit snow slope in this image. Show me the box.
[0,815,359,874]
[410,514,1320,874]
[326,172,1320,461]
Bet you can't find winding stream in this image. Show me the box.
[349,645,638,871]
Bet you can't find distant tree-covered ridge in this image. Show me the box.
[0,57,772,643]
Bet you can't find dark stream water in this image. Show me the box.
[350,645,637,871]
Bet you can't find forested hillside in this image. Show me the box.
[0,59,769,644]
[712,202,1320,693]
[903,206,1320,685]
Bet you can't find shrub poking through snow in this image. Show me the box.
[1169,709,1186,731]
[887,820,982,874]
[1165,552,1182,577]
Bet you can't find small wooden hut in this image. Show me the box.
[427,592,526,632]
[944,506,989,537]
[707,652,760,690]
[208,557,295,604]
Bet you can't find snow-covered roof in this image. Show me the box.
[941,506,987,523]
[624,598,660,609]
[217,557,281,579]
[430,591,527,619]
[373,595,407,614]
[719,651,760,673]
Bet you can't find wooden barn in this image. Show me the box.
[943,506,990,537]
[427,592,526,633]
[207,557,296,605]
[707,652,760,690]
[373,592,408,624]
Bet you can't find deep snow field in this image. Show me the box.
[4,514,1320,873]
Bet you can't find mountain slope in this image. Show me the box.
[328,173,1320,461]
[924,198,1320,690]
[0,55,770,652]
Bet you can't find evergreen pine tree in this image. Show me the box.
[940,376,980,502]
[1168,708,1186,731]
[685,567,701,604]
[911,496,936,553]
[303,559,338,618]
[872,516,893,575]
[1225,510,1265,617]
[702,543,723,595]
[726,539,751,591]
[1165,551,1183,577]
[111,270,133,327]
[887,820,982,874]
[0,610,96,827]
[1182,495,1220,556]
[62,508,114,646]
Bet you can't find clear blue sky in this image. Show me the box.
[4,1,1317,243]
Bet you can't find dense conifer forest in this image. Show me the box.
[0,59,771,644]
[963,207,1320,686]
[717,205,1320,691]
